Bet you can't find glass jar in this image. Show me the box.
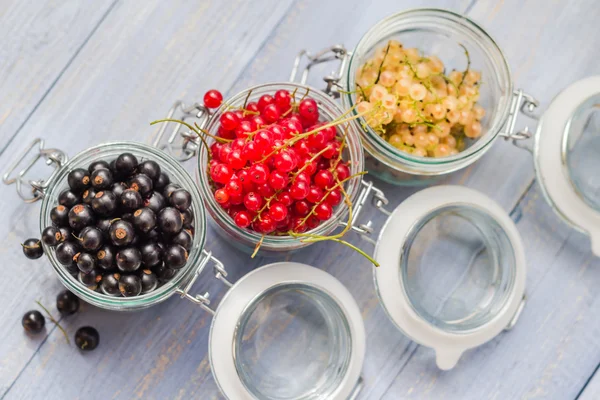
[292,9,538,186]
[155,82,369,255]
[3,140,367,399]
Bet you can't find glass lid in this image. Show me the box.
[373,185,526,370]
[534,75,600,256]
[208,262,365,400]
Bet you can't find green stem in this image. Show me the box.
[35,300,70,344]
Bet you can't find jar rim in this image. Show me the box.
[344,8,513,172]
[40,141,207,310]
[197,82,365,248]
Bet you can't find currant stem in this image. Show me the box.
[35,300,70,344]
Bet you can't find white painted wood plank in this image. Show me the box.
[0,0,116,152]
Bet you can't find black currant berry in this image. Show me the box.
[143,228,160,242]
[132,208,156,233]
[116,247,142,272]
[67,168,90,192]
[163,183,181,199]
[153,263,177,282]
[169,188,192,211]
[22,310,45,334]
[101,273,121,295]
[154,172,170,192]
[157,207,183,235]
[75,252,95,274]
[111,181,128,198]
[138,160,161,181]
[22,238,43,259]
[56,290,80,315]
[68,204,95,231]
[171,229,193,252]
[96,218,112,235]
[81,188,97,205]
[79,227,104,251]
[88,160,110,174]
[140,242,162,267]
[115,153,138,177]
[181,208,194,229]
[42,226,63,246]
[58,190,81,208]
[109,220,135,246]
[79,268,102,286]
[121,189,143,210]
[91,168,113,190]
[143,191,165,214]
[75,326,99,351]
[58,227,72,243]
[56,241,79,266]
[129,174,153,197]
[50,205,70,226]
[91,191,117,216]
[164,244,188,269]
[139,269,158,293]
[96,245,116,271]
[119,275,142,297]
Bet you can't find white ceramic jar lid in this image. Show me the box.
[373,185,527,370]
[534,75,600,256]
[209,262,366,400]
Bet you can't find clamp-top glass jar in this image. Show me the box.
[3,139,367,399]
[292,8,538,186]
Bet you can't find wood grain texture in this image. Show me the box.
[1,0,600,399]
[0,0,117,154]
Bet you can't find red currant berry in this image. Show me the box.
[220,111,240,131]
[291,217,307,233]
[257,95,275,112]
[234,210,251,228]
[335,163,350,181]
[301,159,317,175]
[294,139,311,157]
[249,163,269,184]
[276,190,293,207]
[290,180,309,200]
[269,124,285,141]
[233,110,244,121]
[210,142,222,156]
[325,189,342,206]
[314,170,334,189]
[299,98,319,123]
[225,179,243,196]
[218,126,235,139]
[218,145,232,163]
[306,215,320,230]
[257,182,275,198]
[274,90,292,112]
[232,138,246,150]
[307,131,327,149]
[254,130,273,153]
[322,141,341,159]
[246,102,259,114]
[294,200,311,217]
[211,163,234,184]
[203,90,223,109]
[254,214,276,234]
[317,158,330,171]
[244,192,263,212]
[306,185,324,203]
[242,141,261,162]
[269,170,288,190]
[322,125,337,142]
[227,149,246,169]
[236,170,255,192]
[268,202,288,222]
[229,193,243,205]
[295,171,311,184]
[276,213,292,231]
[262,104,281,124]
[314,202,333,220]
[235,120,254,138]
[252,115,266,128]
[209,159,219,170]
[283,119,302,136]
[274,150,297,173]
[214,188,229,204]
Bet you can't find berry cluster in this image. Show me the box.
[355,40,485,157]
[34,152,195,297]
[203,89,352,236]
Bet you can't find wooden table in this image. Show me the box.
[1,0,599,398]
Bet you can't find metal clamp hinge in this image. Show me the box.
[340,180,390,244]
[176,250,231,315]
[290,45,350,98]
[2,138,67,203]
[152,101,209,161]
[500,89,540,142]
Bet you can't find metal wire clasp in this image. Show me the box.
[500,89,540,142]
[152,101,208,161]
[290,45,350,98]
[340,180,390,243]
[2,138,67,203]
[176,249,232,315]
